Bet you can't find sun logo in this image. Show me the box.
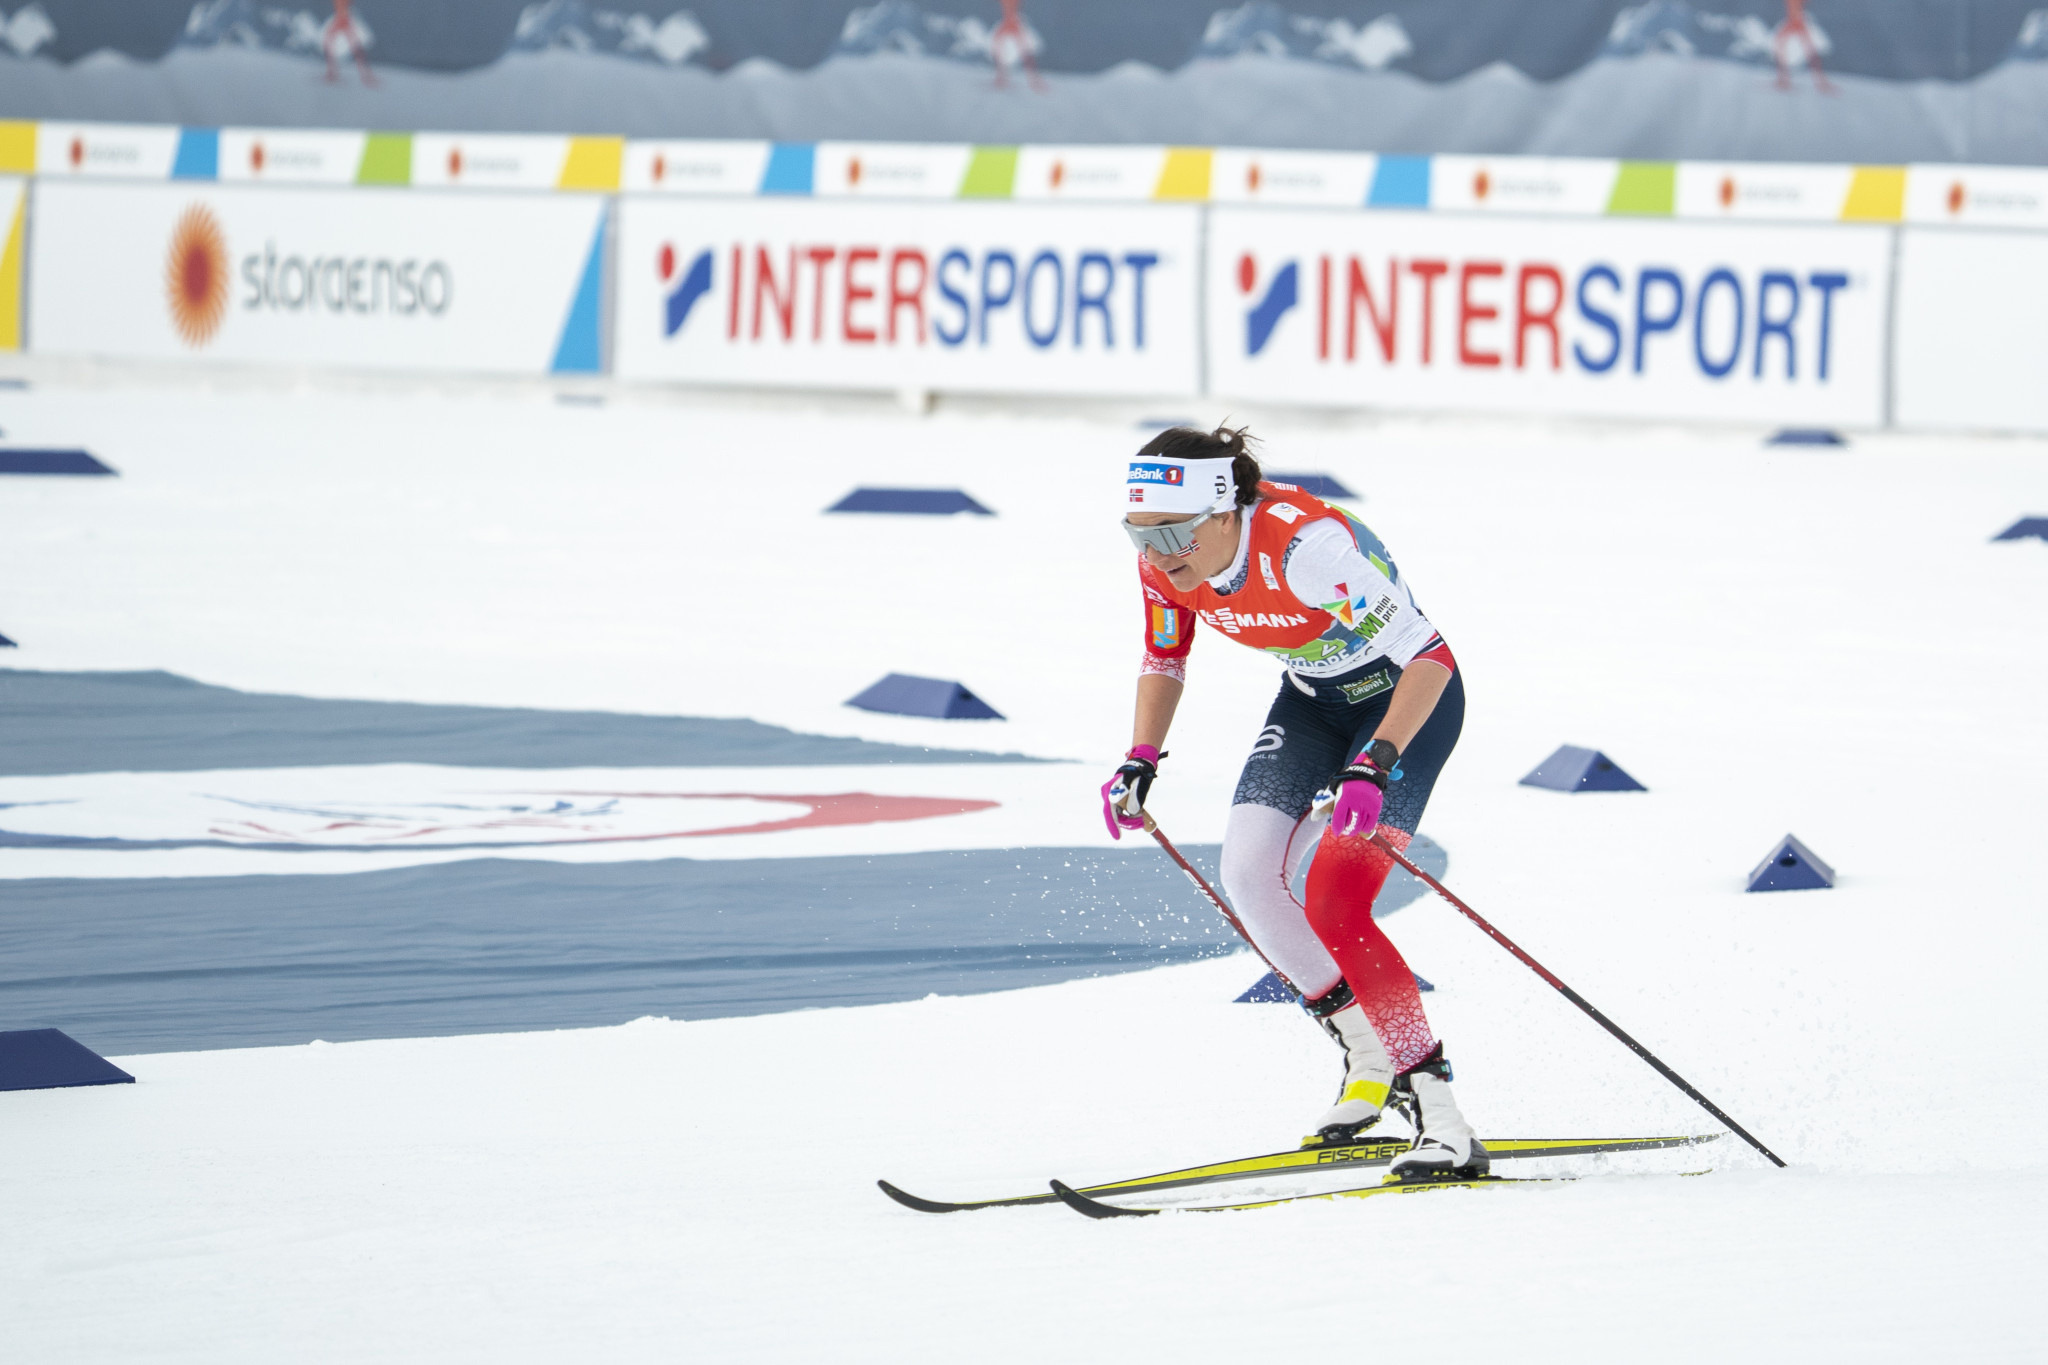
[165,205,229,348]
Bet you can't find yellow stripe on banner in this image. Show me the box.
[0,121,33,174]
[0,189,25,351]
[1841,166,1906,221]
[1154,147,1213,201]
[557,136,624,191]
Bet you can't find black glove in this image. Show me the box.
[1102,747,1162,838]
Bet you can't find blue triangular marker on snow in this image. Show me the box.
[846,673,1003,720]
[1767,428,1846,446]
[1992,516,2048,543]
[0,1028,135,1092]
[0,631,15,647]
[827,488,993,515]
[0,449,116,475]
[1519,745,1646,792]
[1234,969,1432,1002]
[1234,971,1297,1003]
[549,210,608,374]
[1746,834,1835,892]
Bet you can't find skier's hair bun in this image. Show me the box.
[1133,423,1262,508]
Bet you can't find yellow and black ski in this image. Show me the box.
[1048,1173,1556,1218]
[876,1132,1718,1213]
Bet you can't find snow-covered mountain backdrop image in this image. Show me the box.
[4,0,2048,160]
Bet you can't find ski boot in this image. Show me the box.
[1299,982,1397,1148]
[1386,1044,1489,1182]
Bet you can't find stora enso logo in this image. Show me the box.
[1238,252,1299,357]
[166,205,230,348]
[658,243,714,337]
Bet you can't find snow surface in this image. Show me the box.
[2,366,2046,1357]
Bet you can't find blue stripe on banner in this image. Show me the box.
[759,142,815,195]
[170,128,219,180]
[1367,154,1431,207]
[550,209,608,374]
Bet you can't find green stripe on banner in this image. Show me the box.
[959,147,1018,198]
[1607,161,1675,215]
[357,132,413,186]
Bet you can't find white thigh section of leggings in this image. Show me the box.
[1218,802,1343,1001]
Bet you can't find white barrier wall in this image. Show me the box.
[30,181,609,375]
[1205,210,1892,426]
[1893,228,2048,434]
[614,198,1200,396]
[14,123,2048,432]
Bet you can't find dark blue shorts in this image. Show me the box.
[1230,662,1465,831]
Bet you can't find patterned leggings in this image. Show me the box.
[1217,663,1465,1072]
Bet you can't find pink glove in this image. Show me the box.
[1316,740,1398,838]
[1101,745,1160,839]
[1328,779,1383,838]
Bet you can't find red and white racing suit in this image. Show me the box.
[1138,481,1461,1070]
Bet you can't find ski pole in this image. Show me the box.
[1371,832,1787,1169]
[1141,811,1299,995]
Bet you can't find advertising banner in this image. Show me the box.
[1904,164,2048,230]
[625,140,772,196]
[29,181,609,375]
[614,197,1200,396]
[0,176,24,350]
[35,122,182,180]
[1207,209,1891,426]
[218,129,369,186]
[1894,228,2048,434]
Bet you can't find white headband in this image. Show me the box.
[1125,455,1238,515]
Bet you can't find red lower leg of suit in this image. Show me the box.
[1302,825,1436,1073]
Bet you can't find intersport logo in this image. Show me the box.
[1239,252,1300,357]
[658,243,715,337]
[657,237,1163,350]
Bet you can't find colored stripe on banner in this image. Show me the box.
[1607,161,1675,216]
[170,127,218,180]
[1367,155,1430,208]
[357,132,412,186]
[1841,166,1907,221]
[760,143,815,196]
[0,122,32,174]
[959,146,1018,199]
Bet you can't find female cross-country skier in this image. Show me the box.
[1103,425,1484,1181]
